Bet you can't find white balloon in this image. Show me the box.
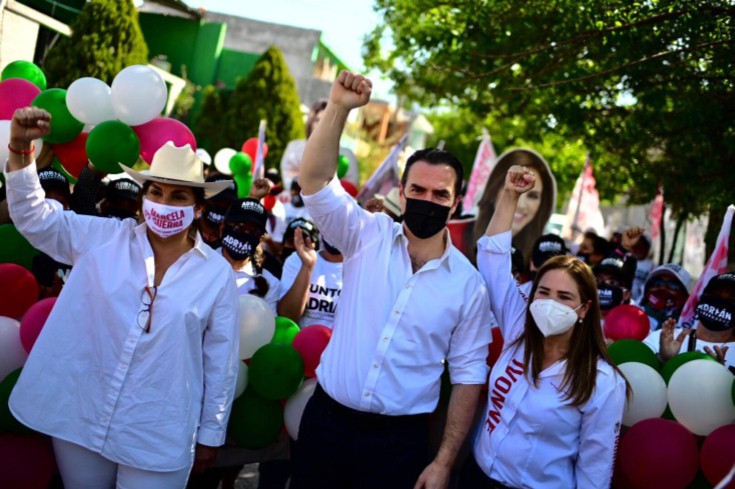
[238,295,275,360]
[214,148,236,175]
[0,120,44,164]
[196,148,212,166]
[235,361,248,399]
[111,65,167,126]
[619,362,667,426]
[67,77,116,125]
[0,317,28,381]
[284,378,317,440]
[668,359,735,436]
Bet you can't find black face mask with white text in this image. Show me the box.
[696,296,735,331]
[598,284,624,311]
[402,197,451,239]
[222,227,259,261]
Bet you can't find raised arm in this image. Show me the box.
[299,71,372,196]
[7,107,51,172]
[484,165,536,238]
[277,228,317,322]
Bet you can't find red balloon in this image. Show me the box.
[292,325,332,378]
[19,298,56,353]
[604,304,650,341]
[0,264,39,319]
[486,327,504,367]
[133,117,197,163]
[0,79,41,120]
[0,433,55,489]
[701,424,735,487]
[340,179,358,198]
[241,138,268,165]
[51,132,89,178]
[619,418,699,489]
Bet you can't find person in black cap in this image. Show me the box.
[100,178,141,220]
[199,175,237,249]
[519,233,569,295]
[645,272,735,368]
[593,247,637,318]
[280,217,319,264]
[218,197,280,312]
[38,167,71,209]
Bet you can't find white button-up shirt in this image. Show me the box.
[5,163,240,471]
[474,232,626,488]
[302,178,492,415]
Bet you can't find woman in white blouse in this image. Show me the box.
[466,164,629,489]
[5,108,240,489]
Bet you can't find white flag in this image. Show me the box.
[253,119,267,179]
[462,128,497,216]
[562,156,605,241]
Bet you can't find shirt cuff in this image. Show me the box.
[196,426,226,447]
[3,160,38,180]
[476,230,513,254]
[301,177,347,218]
[449,360,490,385]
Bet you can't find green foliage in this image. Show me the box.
[193,85,233,154]
[365,0,735,219]
[44,0,149,88]
[226,45,305,169]
[170,80,197,124]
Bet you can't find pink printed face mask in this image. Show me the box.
[142,198,195,239]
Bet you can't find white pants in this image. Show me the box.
[52,438,192,489]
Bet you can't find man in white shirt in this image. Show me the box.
[291,71,492,489]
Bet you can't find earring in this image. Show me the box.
[577,317,583,324]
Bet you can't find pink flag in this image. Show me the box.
[562,155,605,241]
[649,185,665,241]
[462,128,497,216]
[356,134,408,205]
[253,119,267,179]
[678,205,734,328]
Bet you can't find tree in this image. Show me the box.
[364,0,735,224]
[193,85,234,155]
[226,45,305,169]
[44,0,148,88]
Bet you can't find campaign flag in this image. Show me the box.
[253,119,267,179]
[462,128,497,216]
[649,185,665,241]
[562,154,605,241]
[356,134,408,205]
[678,205,734,328]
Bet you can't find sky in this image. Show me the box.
[182,0,394,99]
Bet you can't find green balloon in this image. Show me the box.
[228,388,283,449]
[337,154,350,179]
[0,368,34,435]
[1,60,46,90]
[249,343,304,400]
[607,339,659,371]
[0,224,40,270]
[51,158,78,185]
[271,316,300,345]
[31,88,83,144]
[660,351,716,384]
[86,121,140,174]
[230,152,253,197]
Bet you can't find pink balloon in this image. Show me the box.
[0,79,41,120]
[701,424,735,487]
[291,325,332,378]
[133,117,197,163]
[0,433,55,489]
[604,304,650,341]
[19,298,56,353]
[619,418,699,489]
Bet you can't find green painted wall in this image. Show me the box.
[215,49,260,88]
[189,22,226,88]
[138,13,198,79]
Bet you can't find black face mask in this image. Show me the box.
[576,252,591,264]
[598,284,624,311]
[221,227,259,261]
[104,207,136,220]
[696,296,735,331]
[291,194,304,208]
[205,208,226,227]
[322,239,340,256]
[402,197,451,239]
[281,247,296,263]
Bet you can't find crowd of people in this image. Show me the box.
[1,70,733,489]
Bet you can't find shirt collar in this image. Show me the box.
[394,224,454,272]
[135,224,209,259]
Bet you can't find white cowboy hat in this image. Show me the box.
[120,142,231,199]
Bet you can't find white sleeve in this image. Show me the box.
[278,253,302,300]
[575,368,627,489]
[476,231,528,340]
[198,269,240,447]
[263,272,280,315]
[4,163,131,266]
[642,329,662,355]
[301,177,388,259]
[447,280,493,385]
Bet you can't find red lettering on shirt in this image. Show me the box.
[484,358,526,434]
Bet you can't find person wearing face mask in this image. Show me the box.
[637,263,691,331]
[576,231,609,266]
[219,198,280,313]
[199,175,237,249]
[518,233,569,296]
[468,165,628,489]
[283,179,312,224]
[291,71,493,489]
[5,107,240,489]
[593,247,638,322]
[101,178,142,220]
[644,272,735,368]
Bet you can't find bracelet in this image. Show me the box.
[8,144,35,155]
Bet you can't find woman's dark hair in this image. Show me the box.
[510,255,631,406]
[401,148,464,200]
[306,99,328,138]
[473,149,557,268]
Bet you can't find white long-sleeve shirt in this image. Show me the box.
[474,231,626,488]
[5,162,240,471]
[302,177,492,415]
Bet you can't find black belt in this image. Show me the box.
[312,384,428,431]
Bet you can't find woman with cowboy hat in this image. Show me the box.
[4,107,240,488]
